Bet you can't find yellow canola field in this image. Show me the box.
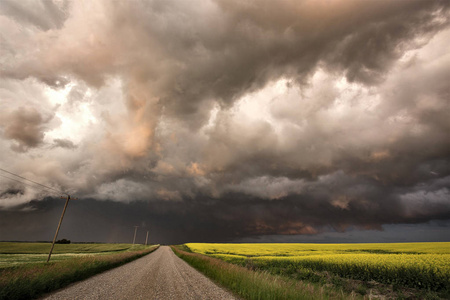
[186,242,450,291]
[187,242,450,256]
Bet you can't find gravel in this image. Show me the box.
[41,246,236,300]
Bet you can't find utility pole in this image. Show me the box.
[145,230,149,246]
[132,226,138,245]
[47,195,77,263]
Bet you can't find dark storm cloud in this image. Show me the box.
[237,222,450,244]
[214,0,449,86]
[0,0,449,242]
[218,172,450,236]
[126,0,450,124]
[0,197,449,244]
[0,188,23,200]
[2,0,449,124]
[52,138,77,149]
[0,106,53,152]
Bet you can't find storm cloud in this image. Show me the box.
[0,0,449,243]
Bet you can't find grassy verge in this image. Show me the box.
[0,245,159,300]
[171,246,356,300]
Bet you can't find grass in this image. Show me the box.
[0,242,138,254]
[0,242,149,268]
[0,244,159,300]
[184,243,450,299]
[171,246,356,300]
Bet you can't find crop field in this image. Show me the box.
[186,242,450,296]
[0,243,158,300]
[0,242,149,268]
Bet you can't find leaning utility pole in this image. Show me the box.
[145,230,149,246]
[132,226,138,245]
[47,195,77,263]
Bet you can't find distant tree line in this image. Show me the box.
[55,239,70,244]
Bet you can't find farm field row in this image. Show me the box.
[0,242,140,254]
[0,242,150,268]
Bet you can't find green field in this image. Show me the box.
[0,242,149,268]
[0,242,138,254]
[0,243,159,300]
[184,242,450,298]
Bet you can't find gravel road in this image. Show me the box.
[42,246,236,300]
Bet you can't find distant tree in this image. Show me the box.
[55,239,71,244]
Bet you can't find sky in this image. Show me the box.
[0,0,449,244]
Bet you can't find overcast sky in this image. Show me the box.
[0,0,449,244]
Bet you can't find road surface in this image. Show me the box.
[42,246,236,300]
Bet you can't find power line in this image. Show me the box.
[0,174,62,197]
[0,173,44,190]
[0,168,78,263]
[0,173,62,196]
[0,167,67,195]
